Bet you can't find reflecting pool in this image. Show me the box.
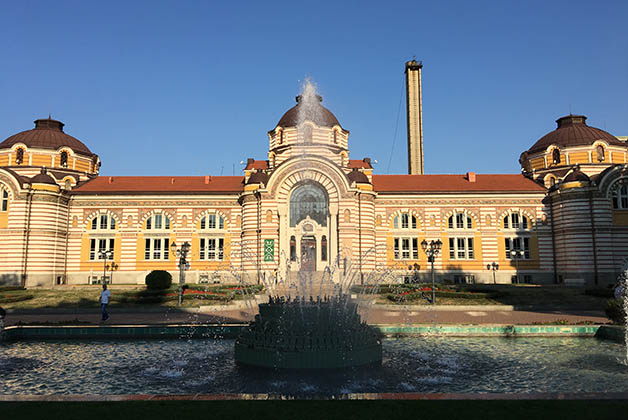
[1,337,627,395]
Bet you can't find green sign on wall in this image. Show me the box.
[264,239,274,262]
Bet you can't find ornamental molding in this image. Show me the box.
[376,199,542,206]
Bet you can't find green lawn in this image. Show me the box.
[2,400,627,420]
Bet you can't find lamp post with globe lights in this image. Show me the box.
[421,239,442,304]
[170,241,191,305]
[98,249,114,284]
[487,262,499,284]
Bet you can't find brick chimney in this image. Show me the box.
[466,172,476,182]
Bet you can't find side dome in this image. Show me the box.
[563,168,590,183]
[347,168,370,184]
[0,118,94,156]
[276,95,341,128]
[30,168,57,185]
[527,115,623,154]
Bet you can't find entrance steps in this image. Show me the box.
[273,271,340,298]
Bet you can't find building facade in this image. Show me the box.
[1,67,627,288]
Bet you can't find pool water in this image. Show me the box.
[1,337,627,395]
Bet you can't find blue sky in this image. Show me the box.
[1,0,626,176]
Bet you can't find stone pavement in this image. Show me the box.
[3,305,609,326]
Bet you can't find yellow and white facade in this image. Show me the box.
[1,81,628,288]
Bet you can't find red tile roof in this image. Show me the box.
[244,160,268,170]
[348,160,372,169]
[73,176,244,195]
[372,174,546,193]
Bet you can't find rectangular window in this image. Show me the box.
[100,215,108,230]
[449,238,455,259]
[219,217,224,230]
[450,237,474,259]
[208,215,216,229]
[411,216,417,230]
[401,214,409,229]
[394,217,399,229]
[402,238,410,259]
[218,238,224,260]
[467,238,474,259]
[199,238,205,260]
[511,213,519,229]
[90,238,114,260]
[394,238,400,259]
[456,213,464,229]
[457,238,466,259]
[165,217,170,230]
[208,239,216,260]
[506,237,530,259]
[199,238,224,260]
[145,238,169,260]
[154,214,162,229]
[412,238,418,259]
[2,190,8,212]
[524,237,530,259]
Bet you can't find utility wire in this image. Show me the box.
[386,74,405,174]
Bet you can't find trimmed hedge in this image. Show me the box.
[0,294,34,303]
[605,299,626,325]
[585,288,615,298]
[145,270,172,290]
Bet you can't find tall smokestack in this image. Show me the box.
[405,60,424,175]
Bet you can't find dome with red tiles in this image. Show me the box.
[0,118,94,156]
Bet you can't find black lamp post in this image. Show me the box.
[98,249,113,284]
[510,250,523,284]
[487,262,499,284]
[421,239,442,304]
[170,241,191,305]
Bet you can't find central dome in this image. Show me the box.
[276,95,341,128]
[0,118,94,156]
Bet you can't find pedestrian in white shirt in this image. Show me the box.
[100,284,111,322]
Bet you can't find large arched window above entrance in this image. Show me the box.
[289,182,328,227]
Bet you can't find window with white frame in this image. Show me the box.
[447,212,474,259]
[91,214,116,230]
[611,185,628,209]
[504,237,530,260]
[393,213,417,230]
[503,211,532,260]
[144,238,170,260]
[393,237,419,260]
[1,187,8,212]
[392,213,418,260]
[448,237,474,259]
[503,213,529,229]
[199,214,225,230]
[146,213,171,230]
[89,238,115,261]
[199,238,224,260]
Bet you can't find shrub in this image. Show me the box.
[145,270,172,290]
[605,299,626,325]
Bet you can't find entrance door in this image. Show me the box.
[300,236,317,271]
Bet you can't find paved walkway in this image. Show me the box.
[3,306,609,326]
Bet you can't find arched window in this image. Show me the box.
[279,129,284,144]
[60,151,68,168]
[611,185,628,209]
[15,148,24,165]
[333,130,338,144]
[321,235,328,261]
[448,213,472,229]
[596,145,605,162]
[91,214,116,230]
[199,214,224,230]
[393,213,417,229]
[290,182,328,227]
[146,213,171,230]
[552,149,561,165]
[1,187,9,212]
[503,213,529,230]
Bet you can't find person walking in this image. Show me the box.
[100,284,110,322]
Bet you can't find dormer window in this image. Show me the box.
[60,151,68,168]
[552,149,561,165]
[596,145,605,162]
[15,148,24,165]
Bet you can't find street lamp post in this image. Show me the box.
[510,250,523,284]
[98,249,113,284]
[421,239,442,305]
[487,262,499,284]
[170,241,191,306]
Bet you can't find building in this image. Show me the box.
[1,63,627,287]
